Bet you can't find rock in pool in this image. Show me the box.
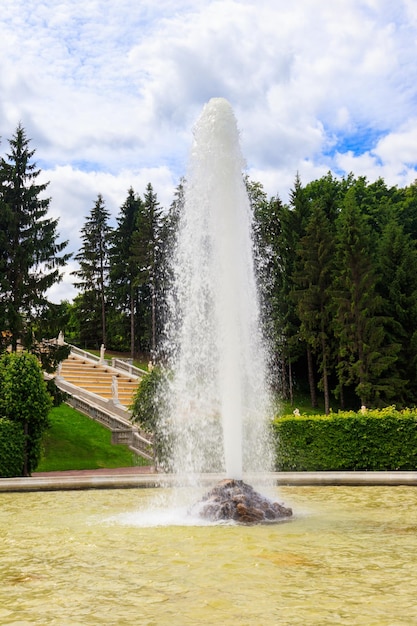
[190,478,293,524]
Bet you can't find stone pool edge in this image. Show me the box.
[2,471,417,492]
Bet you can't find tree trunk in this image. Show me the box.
[130,288,135,359]
[307,346,317,408]
[279,354,289,399]
[322,361,330,415]
[288,360,294,406]
[100,288,106,346]
[151,284,156,358]
[321,333,330,415]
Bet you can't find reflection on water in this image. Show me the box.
[1,486,417,625]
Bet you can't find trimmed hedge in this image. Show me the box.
[0,418,25,477]
[273,407,417,471]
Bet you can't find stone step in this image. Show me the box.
[59,354,140,408]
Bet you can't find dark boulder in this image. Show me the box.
[190,478,293,524]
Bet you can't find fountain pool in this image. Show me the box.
[2,485,417,625]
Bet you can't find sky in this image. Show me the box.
[2,0,417,303]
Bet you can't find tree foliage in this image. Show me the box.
[5,123,417,412]
[0,124,70,352]
[254,171,417,409]
[72,194,112,347]
[0,418,25,477]
[130,367,170,467]
[109,187,143,356]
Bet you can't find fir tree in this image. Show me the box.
[72,194,112,347]
[333,188,399,407]
[109,188,143,357]
[377,218,417,403]
[130,183,163,356]
[0,124,70,351]
[292,203,336,413]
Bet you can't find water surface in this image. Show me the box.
[1,486,417,625]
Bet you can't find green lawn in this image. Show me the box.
[278,394,329,416]
[37,403,150,472]
[36,386,323,473]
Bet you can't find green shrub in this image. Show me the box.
[130,367,166,434]
[273,407,417,471]
[0,352,52,475]
[130,367,170,469]
[46,378,68,406]
[0,418,25,477]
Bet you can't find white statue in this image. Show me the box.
[111,375,119,404]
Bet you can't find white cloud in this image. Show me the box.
[0,0,417,302]
[40,164,176,267]
[336,118,417,188]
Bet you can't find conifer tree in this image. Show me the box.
[251,185,289,395]
[157,179,184,358]
[0,124,70,351]
[399,180,417,237]
[109,188,143,357]
[377,218,417,403]
[292,203,336,413]
[72,194,112,347]
[285,173,314,403]
[130,183,162,355]
[333,188,399,406]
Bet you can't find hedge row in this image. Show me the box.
[273,407,417,471]
[0,418,25,477]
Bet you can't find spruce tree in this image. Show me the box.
[157,179,184,358]
[292,203,336,413]
[130,183,162,356]
[285,173,314,403]
[72,194,112,347]
[109,188,143,357]
[0,124,70,351]
[250,183,290,396]
[333,188,399,407]
[377,218,417,403]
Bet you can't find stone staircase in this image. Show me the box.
[59,354,139,408]
[55,347,154,461]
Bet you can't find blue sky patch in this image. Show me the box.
[332,127,387,157]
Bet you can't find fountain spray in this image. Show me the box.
[162,98,274,484]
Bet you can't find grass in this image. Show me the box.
[277,383,343,416]
[278,394,329,417]
[37,403,150,472]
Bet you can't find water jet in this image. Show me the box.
[160,97,291,522]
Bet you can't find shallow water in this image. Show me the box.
[1,486,417,625]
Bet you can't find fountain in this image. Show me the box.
[159,98,291,522]
[3,100,417,623]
